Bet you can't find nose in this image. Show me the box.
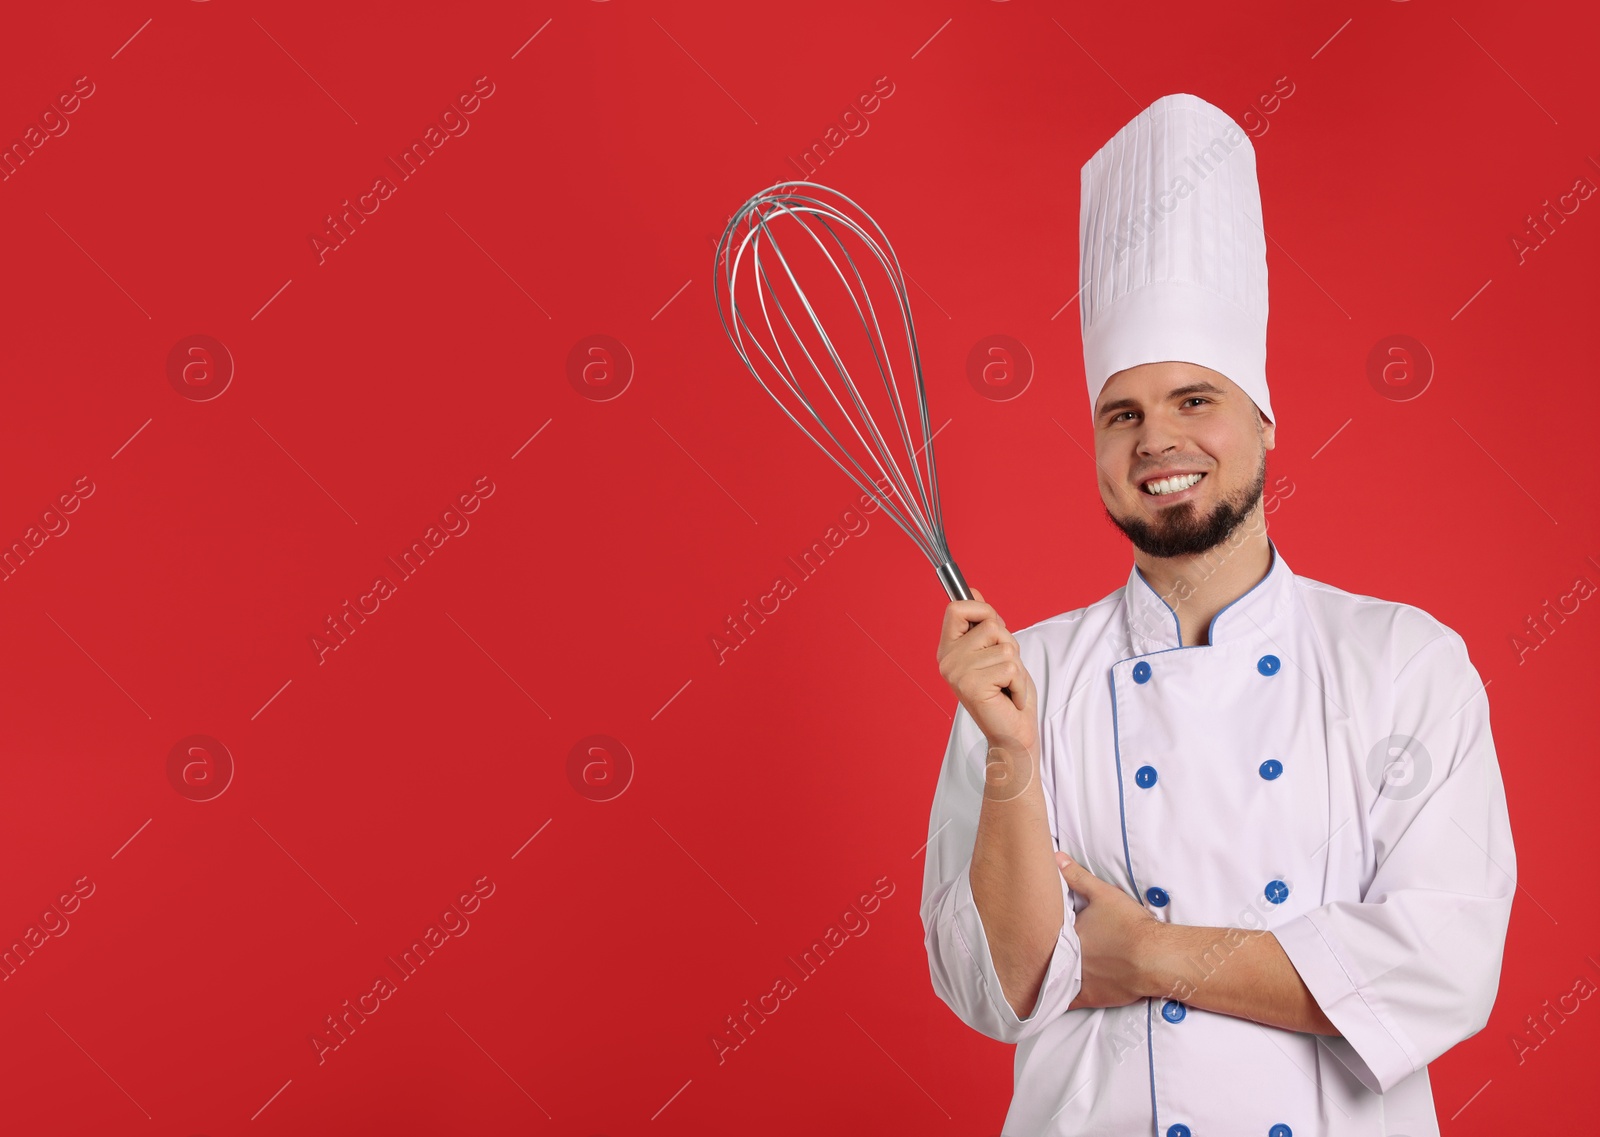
[1135,416,1184,459]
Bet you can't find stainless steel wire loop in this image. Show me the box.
[713,181,972,601]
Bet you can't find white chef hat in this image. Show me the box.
[1079,92,1273,424]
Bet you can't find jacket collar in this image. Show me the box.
[1121,537,1294,655]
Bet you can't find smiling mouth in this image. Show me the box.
[1141,472,1206,496]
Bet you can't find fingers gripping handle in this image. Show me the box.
[936,559,1015,701]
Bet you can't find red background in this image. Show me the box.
[0,1,1594,1133]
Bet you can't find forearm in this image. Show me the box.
[968,741,1064,1019]
[1144,923,1339,1036]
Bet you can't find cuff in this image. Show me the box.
[951,863,1082,1039]
[1273,912,1420,1094]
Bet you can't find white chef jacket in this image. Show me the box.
[920,539,1515,1137]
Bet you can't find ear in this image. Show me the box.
[1260,412,1276,451]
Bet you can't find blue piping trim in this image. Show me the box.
[1107,669,1141,921]
[1109,660,1160,1133]
[1133,563,1184,645]
[1114,537,1281,1134]
[1146,999,1159,1137]
[1132,538,1280,648]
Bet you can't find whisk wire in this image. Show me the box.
[747,201,941,554]
[713,181,965,587]
[722,228,936,562]
[802,207,944,546]
[723,208,938,562]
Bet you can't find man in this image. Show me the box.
[920,93,1515,1137]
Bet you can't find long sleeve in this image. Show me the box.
[919,700,1083,1044]
[1275,629,1517,1094]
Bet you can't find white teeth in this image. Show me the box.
[1143,472,1204,496]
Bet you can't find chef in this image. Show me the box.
[920,92,1516,1137]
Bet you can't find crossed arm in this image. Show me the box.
[968,747,1340,1037]
[1057,852,1339,1036]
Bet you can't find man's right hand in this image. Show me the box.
[936,587,1040,765]
[939,588,1062,1022]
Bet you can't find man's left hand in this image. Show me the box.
[1057,852,1165,1011]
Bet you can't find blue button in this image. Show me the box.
[1259,759,1283,780]
[1133,661,1152,684]
[1257,654,1281,676]
[1167,1126,1191,1137]
[1265,879,1289,904]
[1136,765,1158,788]
[1269,1126,1293,1137]
[1161,1000,1186,1023]
[1146,886,1169,907]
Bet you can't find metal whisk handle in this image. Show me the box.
[936,559,1015,700]
[936,560,973,603]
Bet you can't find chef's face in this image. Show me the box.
[1092,362,1276,559]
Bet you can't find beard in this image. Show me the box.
[1104,445,1267,558]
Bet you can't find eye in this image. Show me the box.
[1183,397,1211,408]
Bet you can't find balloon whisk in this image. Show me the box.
[713,181,973,601]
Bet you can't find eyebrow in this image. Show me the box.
[1096,381,1227,421]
